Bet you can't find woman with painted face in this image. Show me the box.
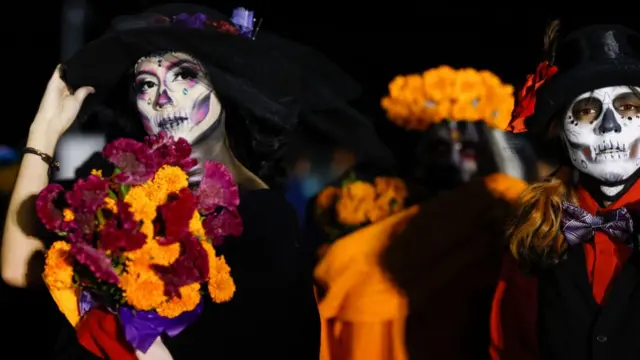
[0,3,394,359]
[490,20,640,360]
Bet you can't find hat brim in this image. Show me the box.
[526,61,640,135]
[64,26,302,121]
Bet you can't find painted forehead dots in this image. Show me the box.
[134,51,172,72]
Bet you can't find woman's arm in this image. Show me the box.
[0,66,93,288]
[1,126,58,287]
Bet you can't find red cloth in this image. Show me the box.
[489,180,639,360]
[575,183,635,303]
[76,307,137,360]
[489,253,538,360]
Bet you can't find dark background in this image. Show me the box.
[4,1,569,149]
[6,1,636,151]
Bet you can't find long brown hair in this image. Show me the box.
[508,167,577,269]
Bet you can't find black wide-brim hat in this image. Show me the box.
[527,23,640,134]
[63,3,395,166]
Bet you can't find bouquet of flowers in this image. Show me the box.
[37,132,242,356]
[315,174,408,243]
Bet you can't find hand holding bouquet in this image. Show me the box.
[37,132,243,357]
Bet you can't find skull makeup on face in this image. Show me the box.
[134,52,222,143]
[562,86,640,184]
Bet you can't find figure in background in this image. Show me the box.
[313,66,532,360]
[492,19,640,360]
[1,3,392,359]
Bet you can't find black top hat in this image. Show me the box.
[526,23,640,134]
[62,3,394,166]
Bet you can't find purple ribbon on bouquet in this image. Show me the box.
[79,291,204,353]
[560,201,634,246]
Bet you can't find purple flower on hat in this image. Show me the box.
[173,12,207,29]
[230,7,254,36]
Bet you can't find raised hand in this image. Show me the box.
[31,65,95,140]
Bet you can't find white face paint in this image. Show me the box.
[133,52,222,143]
[562,86,640,184]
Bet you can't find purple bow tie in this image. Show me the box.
[560,202,634,246]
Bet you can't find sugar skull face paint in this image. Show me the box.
[134,52,221,143]
[562,86,640,184]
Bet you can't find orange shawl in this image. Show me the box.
[315,205,419,360]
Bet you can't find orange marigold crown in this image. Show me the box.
[381,66,515,131]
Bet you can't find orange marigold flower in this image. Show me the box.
[189,211,206,240]
[156,283,202,318]
[150,165,189,204]
[316,187,340,209]
[124,186,157,222]
[335,181,376,226]
[43,241,75,290]
[365,201,391,223]
[202,241,235,303]
[208,257,235,303]
[120,261,166,311]
[126,239,181,267]
[102,197,118,213]
[63,208,74,222]
[374,177,408,203]
[139,220,154,242]
[381,66,514,131]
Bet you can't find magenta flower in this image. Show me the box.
[194,161,240,214]
[145,132,197,171]
[102,138,159,185]
[36,184,67,233]
[202,208,243,245]
[65,175,110,213]
[70,241,119,284]
[98,201,146,253]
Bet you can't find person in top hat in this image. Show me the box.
[491,19,640,360]
[0,3,394,359]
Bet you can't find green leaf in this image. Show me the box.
[119,184,129,198]
[96,209,105,226]
[107,189,118,200]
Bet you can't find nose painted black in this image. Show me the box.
[598,108,622,133]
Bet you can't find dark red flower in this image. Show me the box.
[507,61,559,133]
[65,175,110,213]
[70,241,119,284]
[36,184,68,232]
[72,212,98,236]
[145,132,197,172]
[152,16,171,24]
[153,234,209,298]
[102,138,159,185]
[194,161,240,214]
[202,208,243,245]
[209,20,240,35]
[98,201,146,254]
[155,188,198,245]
